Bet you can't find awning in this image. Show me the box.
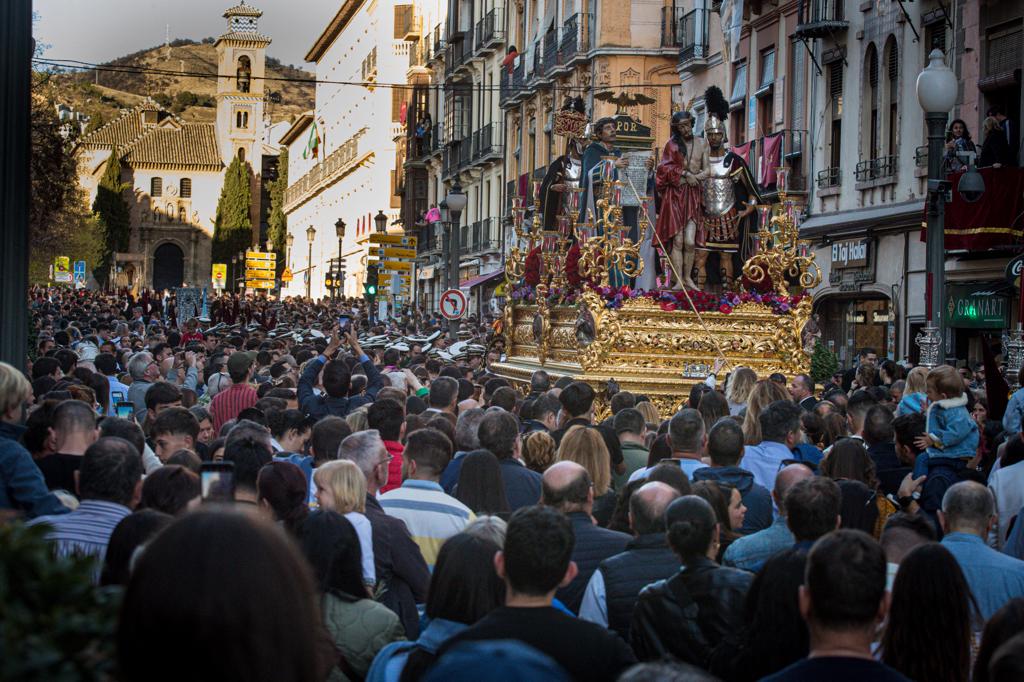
[459,269,504,290]
[418,265,435,280]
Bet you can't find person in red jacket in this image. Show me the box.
[367,397,406,494]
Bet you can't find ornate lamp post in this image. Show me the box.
[231,254,238,293]
[445,183,468,340]
[374,209,388,233]
[335,218,346,299]
[915,49,958,368]
[306,225,316,300]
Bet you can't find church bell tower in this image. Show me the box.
[215,2,270,168]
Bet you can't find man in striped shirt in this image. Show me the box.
[379,427,475,569]
[29,436,143,583]
[210,352,259,433]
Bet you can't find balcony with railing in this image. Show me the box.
[528,42,544,84]
[284,130,368,211]
[676,9,710,72]
[430,24,445,61]
[558,14,590,65]
[855,155,898,184]
[746,129,809,197]
[542,33,560,76]
[817,167,842,189]
[445,34,474,77]
[471,123,504,164]
[396,5,422,41]
[500,55,527,107]
[794,0,848,40]
[407,38,429,74]
[474,9,504,55]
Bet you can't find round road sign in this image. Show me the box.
[440,289,468,320]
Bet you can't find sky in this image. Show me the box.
[34,0,341,70]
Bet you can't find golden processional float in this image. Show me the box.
[491,146,822,418]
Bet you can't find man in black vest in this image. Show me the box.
[542,461,630,614]
[578,481,681,639]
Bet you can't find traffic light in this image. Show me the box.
[364,263,379,300]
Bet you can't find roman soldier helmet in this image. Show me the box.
[703,85,729,137]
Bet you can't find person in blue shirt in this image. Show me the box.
[298,329,383,420]
[940,481,1024,621]
[913,365,978,478]
[742,400,804,493]
[1004,367,1024,438]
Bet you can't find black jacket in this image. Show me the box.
[630,556,753,667]
[363,494,430,638]
[600,533,680,640]
[557,511,631,614]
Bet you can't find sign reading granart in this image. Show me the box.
[946,284,1009,329]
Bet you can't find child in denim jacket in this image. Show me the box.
[913,365,978,477]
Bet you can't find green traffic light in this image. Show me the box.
[367,284,377,295]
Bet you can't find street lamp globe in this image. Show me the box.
[445,183,468,212]
[265,239,273,252]
[335,218,346,239]
[306,225,317,243]
[374,210,388,233]
[286,233,294,248]
[916,49,957,113]
[439,199,449,224]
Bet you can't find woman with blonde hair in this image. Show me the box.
[558,424,616,525]
[725,367,758,416]
[313,459,376,586]
[522,430,557,473]
[635,400,660,427]
[742,379,792,445]
[346,407,369,433]
[897,366,929,416]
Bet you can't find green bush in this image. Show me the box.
[810,340,839,384]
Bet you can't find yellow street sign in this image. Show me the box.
[246,268,276,280]
[369,234,418,247]
[372,246,416,259]
[246,259,277,270]
[246,250,277,261]
[378,276,412,286]
[281,267,293,283]
[212,263,227,289]
[376,260,412,271]
[246,279,276,290]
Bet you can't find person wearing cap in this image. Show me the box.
[209,351,259,433]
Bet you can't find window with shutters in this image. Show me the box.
[151,177,163,197]
[863,43,879,161]
[731,61,747,144]
[926,22,946,54]
[180,178,192,198]
[885,38,899,158]
[987,23,1022,77]
[790,39,806,152]
[759,49,775,91]
[394,5,413,40]
[828,62,843,170]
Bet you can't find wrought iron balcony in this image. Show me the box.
[430,24,445,61]
[542,34,560,76]
[558,14,590,64]
[474,9,504,55]
[471,123,504,163]
[855,155,898,183]
[795,0,849,40]
[677,9,710,72]
[817,167,842,189]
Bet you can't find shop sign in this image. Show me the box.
[1005,252,1024,288]
[946,284,1009,329]
[831,238,870,269]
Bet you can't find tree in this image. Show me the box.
[267,148,288,274]
[810,340,839,384]
[83,112,105,135]
[91,150,131,287]
[212,156,253,265]
[30,86,81,252]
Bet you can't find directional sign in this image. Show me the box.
[246,279,277,290]
[372,246,417,260]
[246,250,277,260]
[245,268,276,280]
[54,256,72,283]
[369,233,418,247]
[440,288,468,320]
[376,260,412,271]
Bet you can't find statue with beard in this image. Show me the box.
[655,109,709,289]
[695,86,760,289]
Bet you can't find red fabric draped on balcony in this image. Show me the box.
[732,141,752,167]
[922,168,1024,250]
[759,133,783,186]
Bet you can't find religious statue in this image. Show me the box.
[655,109,709,289]
[540,97,586,233]
[695,86,760,289]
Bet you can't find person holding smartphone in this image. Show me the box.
[297,328,383,420]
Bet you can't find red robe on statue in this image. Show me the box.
[655,138,703,246]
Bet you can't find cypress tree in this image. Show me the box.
[810,340,839,384]
[212,156,252,265]
[92,149,131,287]
[267,148,288,274]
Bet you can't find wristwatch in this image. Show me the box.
[897,491,921,510]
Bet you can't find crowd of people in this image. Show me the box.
[6,288,1024,681]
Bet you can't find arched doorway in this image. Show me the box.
[152,243,184,291]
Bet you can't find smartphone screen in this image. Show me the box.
[200,462,236,503]
[338,315,351,331]
[111,391,126,404]
[114,401,134,420]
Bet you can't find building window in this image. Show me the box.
[236,56,251,93]
[828,62,843,170]
[236,110,249,129]
[790,39,806,146]
[758,48,775,135]
[179,206,187,222]
[179,178,192,198]
[885,38,899,157]
[730,61,747,144]
[151,177,163,197]
[863,44,879,161]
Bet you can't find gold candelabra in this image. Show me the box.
[575,156,648,287]
[741,168,821,297]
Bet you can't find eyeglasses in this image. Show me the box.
[377,454,394,467]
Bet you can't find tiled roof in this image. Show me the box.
[223,2,262,18]
[122,123,222,169]
[216,30,272,43]
[77,101,152,148]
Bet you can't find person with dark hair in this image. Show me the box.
[579,481,681,638]
[29,436,143,581]
[257,460,310,534]
[522,393,559,434]
[743,400,804,492]
[609,391,637,417]
[789,374,817,412]
[784,476,841,549]
[762,530,907,681]
[435,506,637,681]
[454,450,511,518]
[310,416,352,466]
[368,398,408,494]
[629,408,707,483]
[189,406,215,445]
[144,381,183,419]
[297,510,404,680]
[631,495,753,666]
[478,410,542,510]
[119,510,332,682]
[692,479,745,561]
[139,464,200,515]
[380,428,474,569]
[880,543,979,682]
[645,459,693,495]
[613,408,649,489]
[426,377,459,416]
[975,598,1024,682]
[489,386,518,413]
[940,481,1024,620]
[150,407,200,464]
[210,352,259,432]
[879,512,936,589]
[36,399,99,492]
[99,509,173,586]
[528,370,551,398]
[367,533,505,682]
[98,415,150,465]
[31,356,63,382]
[223,421,274,504]
[552,382,625,477]
[710,547,811,681]
[821,438,896,538]
[298,330,383,420]
[541,461,630,614]
[693,417,771,534]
